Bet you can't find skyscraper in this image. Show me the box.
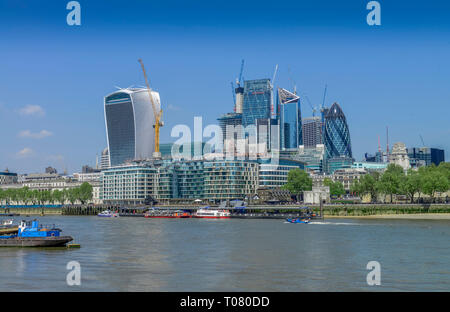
[302,116,323,148]
[323,102,352,173]
[104,88,161,166]
[242,79,272,127]
[277,88,302,150]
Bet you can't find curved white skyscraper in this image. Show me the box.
[104,88,161,166]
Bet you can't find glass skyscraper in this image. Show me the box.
[242,79,272,127]
[277,88,302,150]
[323,102,352,160]
[104,88,161,166]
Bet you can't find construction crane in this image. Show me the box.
[236,59,245,87]
[231,81,236,109]
[304,95,317,117]
[138,58,163,158]
[420,135,426,147]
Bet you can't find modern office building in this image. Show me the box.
[104,88,161,166]
[293,144,325,173]
[0,169,18,185]
[323,102,352,159]
[323,102,352,173]
[242,79,272,128]
[100,157,303,204]
[407,147,445,167]
[302,116,323,148]
[217,112,243,143]
[278,88,302,150]
[326,156,354,174]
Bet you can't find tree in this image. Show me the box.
[282,168,312,200]
[77,182,93,204]
[377,164,405,203]
[323,178,345,198]
[420,165,449,202]
[401,169,422,203]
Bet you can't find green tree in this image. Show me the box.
[323,178,345,198]
[401,169,422,203]
[377,164,405,203]
[420,165,449,202]
[77,182,93,205]
[282,168,312,200]
[52,190,64,204]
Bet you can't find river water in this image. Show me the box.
[0,216,449,291]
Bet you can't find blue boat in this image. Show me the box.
[286,217,311,224]
[0,220,73,247]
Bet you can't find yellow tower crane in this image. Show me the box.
[138,58,163,158]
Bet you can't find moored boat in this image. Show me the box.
[0,220,73,247]
[194,208,231,219]
[144,209,191,218]
[0,219,18,234]
[97,210,119,217]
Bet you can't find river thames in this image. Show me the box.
[0,216,449,291]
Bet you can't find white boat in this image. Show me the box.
[1,219,13,226]
[97,210,119,218]
[195,208,231,219]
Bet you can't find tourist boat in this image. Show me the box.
[194,208,231,219]
[286,217,311,224]
[97,210,119,217]
[144,209,191,218]
[0,220,73,247]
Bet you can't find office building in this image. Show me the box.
[0,169,18,185]
[242,79,272,127]
[407,147,445,167]
[302,116,323,148]
[104,88,161,166]
[278,88,302,150]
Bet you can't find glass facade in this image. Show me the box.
[278,88,302,149]
[323,103,352,160]
[242,79,272,127]
[407,147,445,167]
[104,93,135,166]
[104,88,160,166]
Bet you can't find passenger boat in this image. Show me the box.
[0,220,73,247]
[194,208,231,219]
[286,217,311,224]
[144,209,191,218]
[97,210,119,217]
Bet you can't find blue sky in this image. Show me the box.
[0,0,449,174]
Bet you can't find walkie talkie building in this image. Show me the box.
[104,88,161,166]
[323,102,352,160]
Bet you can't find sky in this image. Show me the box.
[0,0,449,174]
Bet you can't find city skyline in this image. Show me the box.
[1,0,449,174]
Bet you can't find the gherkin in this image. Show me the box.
[323,102,352,159]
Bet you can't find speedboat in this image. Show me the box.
[195,208,231,219]
[97,210,119,217]
[0,219,73,247]
[286,217,311,224]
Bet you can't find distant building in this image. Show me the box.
[277,88,302,150]
[352,161,388,172]
[0,169,18,185]
[302,116,323,148]
[333,168,367,192]
[407,147,445,167]
[390,142,411,170]
[81,165,100,174]
[242,79,272,128]
[104,88,161,166]
[45,166,57,174]
[217,112,243,143]
[100,147,110,169]
[293,144,325,173]
[323,102,352,173]
[326,156,354,174]
[304,186,330,204]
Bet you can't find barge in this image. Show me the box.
[0,220,73,247]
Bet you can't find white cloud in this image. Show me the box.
[168,104,182,111]
[16,147,34,158]
[18,130,53,139]
[19,105,45,117]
